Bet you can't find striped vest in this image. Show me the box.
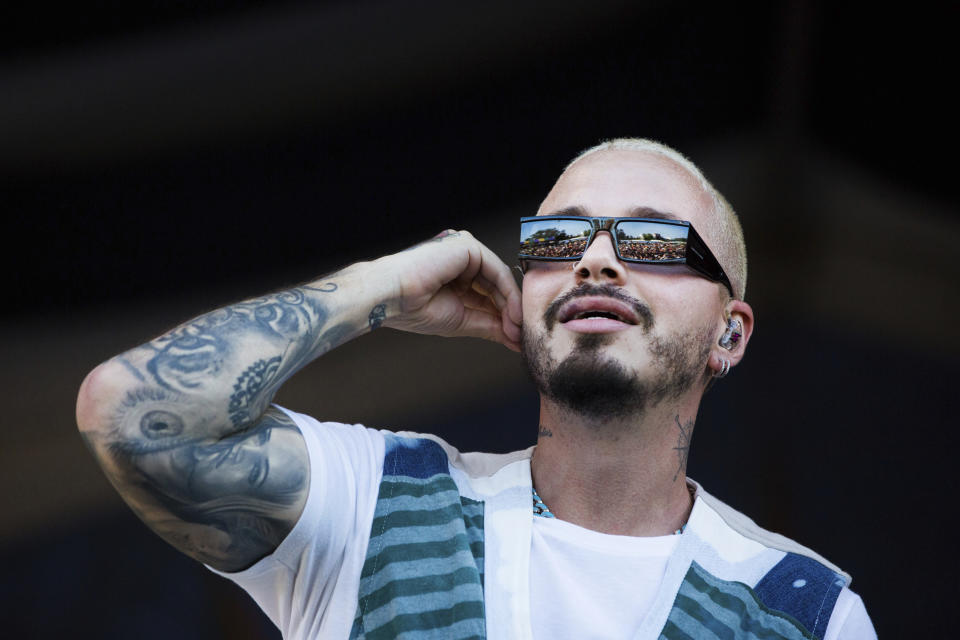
[349,434,849,640]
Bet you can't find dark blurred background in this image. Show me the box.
[2,1,956,637]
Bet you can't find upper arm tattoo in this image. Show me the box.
[87,406,309,572]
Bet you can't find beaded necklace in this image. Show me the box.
[532,487,555,518]
[531,485,694,535]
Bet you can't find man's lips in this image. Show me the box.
[560,317,633,333]
[557,295,640,332]
[542,283,653,332]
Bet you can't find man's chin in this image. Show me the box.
[544,330,619,361]
[522,322,709,423]
[544,350,647,421]
[571,331,617,351]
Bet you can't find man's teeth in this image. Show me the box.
[575,311,621,321]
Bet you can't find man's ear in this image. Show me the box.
[708,299,754,376]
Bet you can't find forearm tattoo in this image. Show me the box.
[145,286,329,395]
[86,282,357,571]
[368,304,386,330]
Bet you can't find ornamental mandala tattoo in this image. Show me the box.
[228,356,283,426]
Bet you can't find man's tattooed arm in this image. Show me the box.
[76,231,521,571]
[76,264,390,571]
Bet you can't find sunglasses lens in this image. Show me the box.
[519,219,592,258]
[614,220,688,262]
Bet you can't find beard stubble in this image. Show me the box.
[521,310,713,423]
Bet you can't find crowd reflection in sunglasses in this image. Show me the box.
[520,238,686,261]
[520,238,589,258]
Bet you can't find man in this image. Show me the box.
[77,138,875,638]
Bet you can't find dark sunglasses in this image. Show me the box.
[519,215,733,296]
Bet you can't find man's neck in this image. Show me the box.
[530,396,698,537]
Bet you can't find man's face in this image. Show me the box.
[520,149,728,420]
[136,424,307,508]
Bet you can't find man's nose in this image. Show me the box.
[574,231,626,284]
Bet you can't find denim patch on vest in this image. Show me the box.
[754,552,845,639]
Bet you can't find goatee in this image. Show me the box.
[522,320,712,423]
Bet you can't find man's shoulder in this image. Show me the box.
[692,480,850,584]
[281,409,532,481]
[683,481,864,639]
[390,430,534,479]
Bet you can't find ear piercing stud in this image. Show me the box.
[719,318,742,350]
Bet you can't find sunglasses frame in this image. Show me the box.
[519,215,734,297]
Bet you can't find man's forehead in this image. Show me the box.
[537,148,713,222]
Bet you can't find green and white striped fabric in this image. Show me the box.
[350,434,486,639]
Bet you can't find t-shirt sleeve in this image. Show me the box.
[823,587,877,640]
[206,406,386,639]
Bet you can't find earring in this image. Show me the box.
[714,358,730,378]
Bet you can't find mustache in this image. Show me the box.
[543,283,653,332]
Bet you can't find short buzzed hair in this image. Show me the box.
[567,138,748,300]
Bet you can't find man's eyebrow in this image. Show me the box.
[627,206,680,220]
[541,205,589,217]
[540,205,681,220]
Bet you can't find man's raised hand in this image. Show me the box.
[376,230,523,351]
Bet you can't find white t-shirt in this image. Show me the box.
[211,415,386,639]
[530,517,678,639]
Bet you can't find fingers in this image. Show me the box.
[390,229,522,351]
[473,246,523,348]
[425,230,520,323]
[443,230,522,340]
[475,244,523,349]
[462,282,521,351]
[454,306,522,352]
[462,289,500,316]
[472,239,523,328]
[470,277,504,308]
[501,304,522,348]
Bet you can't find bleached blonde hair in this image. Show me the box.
[566,138,747,300]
